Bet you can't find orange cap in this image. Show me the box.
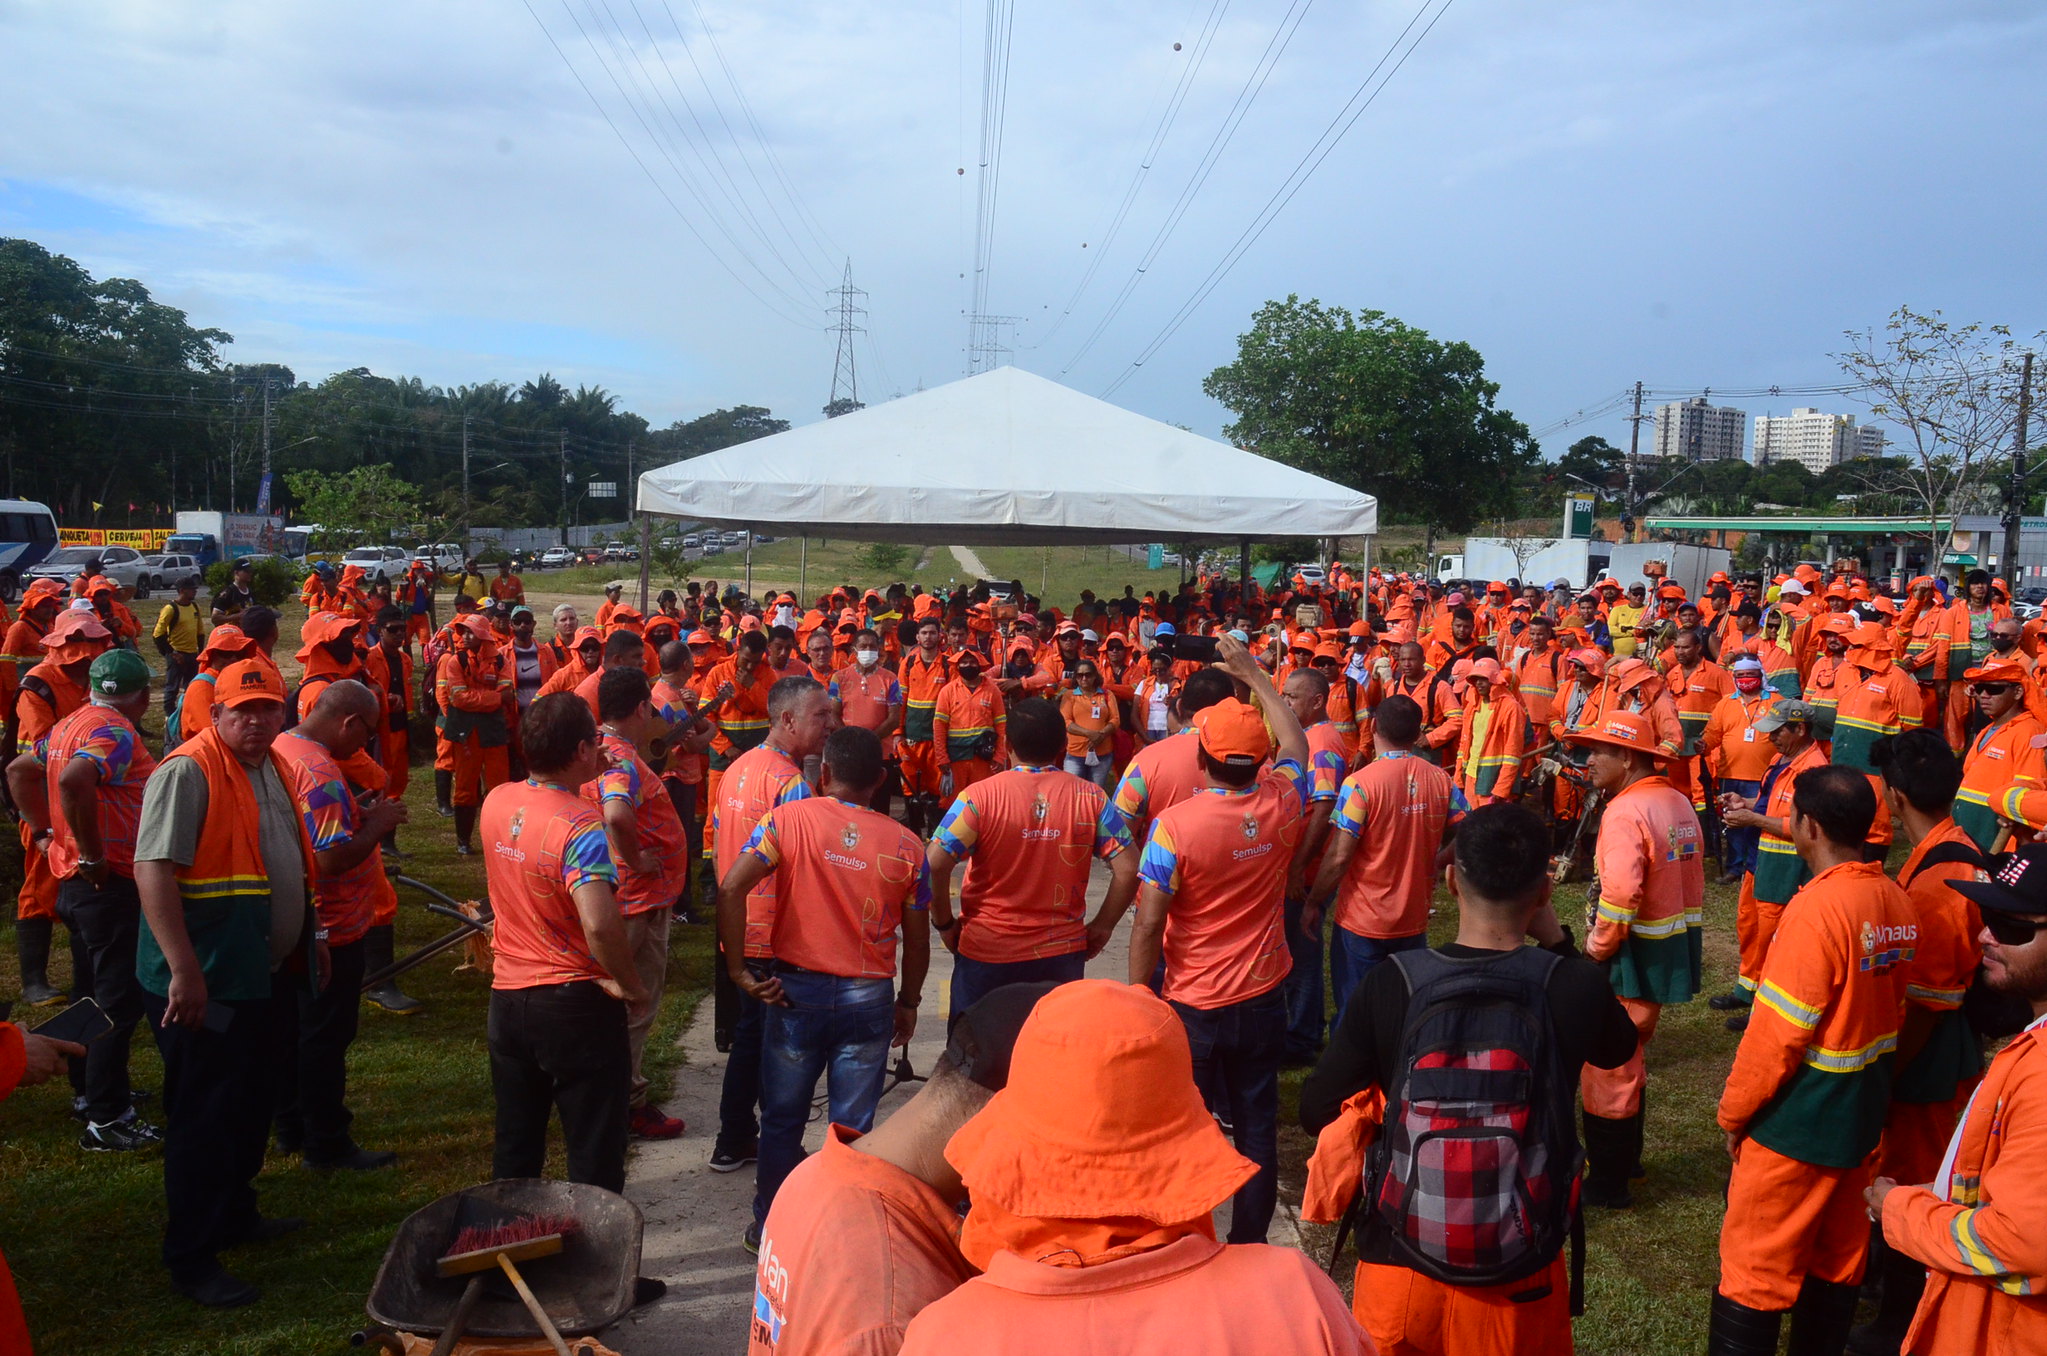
[1566,710,1668,761]
[945,980,1255,1224]
[216,657,287,708]
[1311,642,1344,663]
[685,629,714,646]
[198,624,256,662]
[1567,647,1607,678]
[1657,583,1686,599]
[1193,698,1268,764]
[1466,657,1503,683]
[19,578,65,609]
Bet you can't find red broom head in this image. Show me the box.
[445,1213,579,1258]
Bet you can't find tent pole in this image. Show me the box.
[745,531,754,598]
[799,536,808,599]
[1240,537,1250,598]
[1042,546,1049,599]
[637,513,651,613]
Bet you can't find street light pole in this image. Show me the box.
[2003,352,2034,581]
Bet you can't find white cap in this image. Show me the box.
[1778,579,1807,596]
[1081,629,1100,643]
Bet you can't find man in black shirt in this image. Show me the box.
[209,559,257,628]
[1300,802,1636,1356]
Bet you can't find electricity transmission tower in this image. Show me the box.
[825,262,866,418]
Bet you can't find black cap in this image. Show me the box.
[1954,846,2047,918]
[943,981,1060,1092]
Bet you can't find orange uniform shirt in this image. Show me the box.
[930,765,1120,964]
[481,778,619,990]
[1700,690,1780,783]
[750,1125,976,1356]
[1326,752,1452,939]
[583,731,687,915]
[744,796,929,978]
[897,1235,1366,1356]
[713,744,812,958]
[1058,688,1120,760]
[1138,760,1309,1010]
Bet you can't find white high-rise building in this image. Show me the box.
[1654,397,1747,461]
[1751,408,1885,473]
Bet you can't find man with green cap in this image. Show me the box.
[4,648,161,1150]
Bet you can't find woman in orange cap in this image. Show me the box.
[1566,709,1705,1208]
[897,980,1365,1356]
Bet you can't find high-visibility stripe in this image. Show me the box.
[1952,1208,2008,1279]
[1627,912,1691,940]
[1595,898,1636,925]
[1756,980,1822,1030]
[1907,982,1967,1008]
[1801,1033,1897,1072]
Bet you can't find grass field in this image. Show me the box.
[5,563,1762,1355]
[0,609,715,1356]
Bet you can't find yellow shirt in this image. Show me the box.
[152,600,204,654]
[1608,603,1646,656]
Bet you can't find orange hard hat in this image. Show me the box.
[1566,710,1669,762]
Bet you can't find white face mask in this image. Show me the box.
[856,648,880,668]
[774,605,795,626]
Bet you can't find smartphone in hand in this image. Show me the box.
[33,998,113,1046]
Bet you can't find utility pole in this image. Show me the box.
[461,414,472,530]
[2005,352,2035,582]
[559,432,569,547]
[826,262,867,416]
[261,379,274,480]
[1623,380,1646,542]
[966,314,1022,375]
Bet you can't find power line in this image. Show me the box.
[517,0,818,329]
[1056,0,1320,379]
[965,0,1018,373]
[1100,0,1456,396]
[1030,0,1233,351]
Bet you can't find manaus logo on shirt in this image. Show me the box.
[1241,813,1260,841]
[841,823,861,851]
[1031,792,1049,824]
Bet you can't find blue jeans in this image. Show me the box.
[1330,928,1427,1027]
[1063,754,1112,788]
[949,950,1085,1029]
[754,968,895,1224]
[1170,989,1285,1243]
[1720,777,1761,877]
[1280,894,1325,1063]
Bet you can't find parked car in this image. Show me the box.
[602,545,639,562]
[342,546,410,582]
[539,546,576,568]
[412,542,465,574]
[681,534,703,549]
[138,553,203,592]
[1291,563,1328,587]
[23,544,154,596]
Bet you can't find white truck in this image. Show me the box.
[1598,542,1734,600]
[1435,537,1613,591]
[167,511,288,568]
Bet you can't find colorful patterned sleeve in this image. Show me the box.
[1089,788,1125,861]
[297,771,356,852]
[70,722,139,783]
[596,755,639,807]
[931,792,980,859]
[826,678,843,701]
[561,815,619,891]
[1137,820,1183,898]
[1309,747,1347,804]
[1271,756,1312,810]
[1330,775,1368,839]
[909,855,932,912]
[773,777,813,809]
[886,677,903,704]
[741,812,783,870]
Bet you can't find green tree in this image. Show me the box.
[1556,435,1624,492]
[1203,297,1539,556]
[647,405,792,460]
[284,464,426,552]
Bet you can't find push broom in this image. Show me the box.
[430,1200,581,1356]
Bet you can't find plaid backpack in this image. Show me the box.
[1366,946,1582,1295]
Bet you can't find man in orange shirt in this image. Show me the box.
[1710,766,1917,1356]
[1715,700,1829,1030]
[748,984,1050,1356]
[1452,657,1527,808]
[1700,656,1778,885]
[1129,636,1308,1243]
[720,726,932,1250]
[699,631,778,855]
[897,980,1365,1356]
[1952,659,2046,852]
[931,649,1006,808]
[1279,667,1360,1065]
[1853,730,1988,1352]
[1869,843,2047,1356]
[1303,695,1456,1019]
[489,560,523,607]
[897,619,951,838]
[1570,710,1704,1209]
[437,614,514,855]
[828,628,903,815]
[481,693,650,1199]
[927,699,1125,1023]
[1668,626,1734,816]
[709,675,830,1178]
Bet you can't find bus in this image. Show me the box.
[0,500,61,600]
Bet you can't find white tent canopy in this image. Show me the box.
[635,367,1376,546]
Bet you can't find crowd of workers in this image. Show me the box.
[2,548,2046,1356]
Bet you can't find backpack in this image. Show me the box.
[1365,946,1582,1299]
[1907,837,2031,1041]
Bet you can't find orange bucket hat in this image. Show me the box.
[1566,710,1669,762]
[197,624,257,664]
[945,980,1254,1222]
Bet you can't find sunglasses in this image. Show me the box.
[1983,909,2047,947]
[1974,683,2016,696]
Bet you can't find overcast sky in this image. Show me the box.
[3,0,2043,457]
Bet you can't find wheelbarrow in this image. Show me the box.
[360,875,494,995]
[362,1180,642,1349]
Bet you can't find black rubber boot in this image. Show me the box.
[453,805,476,855]
[1787,1276,1861,1356]
[360,923,422,1016]
[1579,1112,1634,1209]
[16,916,63,1007]
[1709,988,1754,1012]
[433,770,454,817]
[1709,1289,1784,1356]
[1846,1242,1924,1356]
